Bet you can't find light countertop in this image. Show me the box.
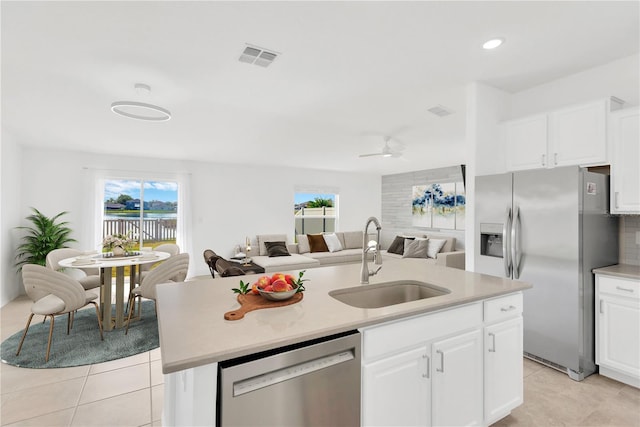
[593,264,640,280]
[156,258,531,374]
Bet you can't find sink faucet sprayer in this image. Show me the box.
[361,216,383,284]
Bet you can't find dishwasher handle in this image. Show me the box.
[233,349,355,396]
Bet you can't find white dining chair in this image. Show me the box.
[17,264,104,362]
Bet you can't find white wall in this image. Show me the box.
[1,146,380,302]
[1,132,23,306]
[509,54,639,117]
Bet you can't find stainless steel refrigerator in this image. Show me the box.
[475,166,618,381]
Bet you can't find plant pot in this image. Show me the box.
[112,246,126,257]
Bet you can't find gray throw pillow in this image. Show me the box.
[402,239,429,258]
[388,236,414,255]
[264,241,291,257]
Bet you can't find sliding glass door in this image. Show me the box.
[103,179,178,250]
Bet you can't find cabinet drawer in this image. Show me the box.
[598,276,640,300]
[484,293,523,324]
[361,303,482,361]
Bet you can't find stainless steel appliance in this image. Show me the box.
[475,166,618,380]
[218,331,361,426]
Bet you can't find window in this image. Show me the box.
[294,192,337,235]
[103,179,178,250]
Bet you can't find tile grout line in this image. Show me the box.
[69,366,92,426]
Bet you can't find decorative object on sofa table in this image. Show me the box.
[102,233,134,256]
[244,236,252,266]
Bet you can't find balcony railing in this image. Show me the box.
[103,218,177,243]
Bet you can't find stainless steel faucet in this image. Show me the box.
[361,216,383,284]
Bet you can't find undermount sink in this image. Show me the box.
[329,280,450,309]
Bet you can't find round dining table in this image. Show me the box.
[59,251,171,331]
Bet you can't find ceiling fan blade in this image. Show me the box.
[359,152,384,158]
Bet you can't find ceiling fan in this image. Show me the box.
[359,136,404,158]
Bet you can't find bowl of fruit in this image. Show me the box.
[237,271,306,301]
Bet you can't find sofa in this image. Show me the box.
[381,233,465,270]
[247,231,464,272]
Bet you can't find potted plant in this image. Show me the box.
[15,207,76,270]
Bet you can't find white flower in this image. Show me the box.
[102,233,134,250]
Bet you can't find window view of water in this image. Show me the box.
[104,212,177,220]
[103,179,178,246]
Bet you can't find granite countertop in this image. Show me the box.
[156,258,532,374]
[593,264,640,280]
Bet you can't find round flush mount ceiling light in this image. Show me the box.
[111,83,171,122]
[482,38,505,50]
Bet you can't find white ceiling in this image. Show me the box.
[2,1,639,175]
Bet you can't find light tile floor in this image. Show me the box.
[2,294,640,426]
[1,295,162,427]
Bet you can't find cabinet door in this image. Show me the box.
[484,317,523,425]
[597,295,640,377]
[549,100,607,167]
[362,345,430,427]
[504,114,548,171]
[610,107,640,213]
[432,329,483,427]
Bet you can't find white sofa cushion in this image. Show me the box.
[342,231,364,249]
[251,254,320,273]
[303,248,364,265]
[425,235,456,253]
[323,233,343,253]
[296,234,310,254]
[257,234,288,256]
[426,238,447,259]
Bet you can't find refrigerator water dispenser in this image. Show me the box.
[480,223,504,258]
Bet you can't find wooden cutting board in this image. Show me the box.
[224,292,304,320]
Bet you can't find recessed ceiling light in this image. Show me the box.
[482,38,504,50]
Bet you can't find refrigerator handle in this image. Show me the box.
[511,206,521,279]
[503,207,512,277]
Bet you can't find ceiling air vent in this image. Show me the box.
[239,45,279,68]
[427,104,454,117]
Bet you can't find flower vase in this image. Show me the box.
[112,246,126,257]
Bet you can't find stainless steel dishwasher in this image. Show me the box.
[218,331,361,427]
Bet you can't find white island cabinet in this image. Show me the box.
[361,293,523,427]
[595,270,640,388]
[483,293,524,425]
[158,261,531,427]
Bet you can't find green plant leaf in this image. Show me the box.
[14,208,76,270]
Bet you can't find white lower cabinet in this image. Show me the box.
[596,274,640,388]
[361,293,524,427]
[484,317,523,425]
[362,345,430,427]
[432,329,483,427]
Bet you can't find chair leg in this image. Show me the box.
[125,294,137,335]
[91,302,104,341]
[16,313,35,356]
[45,315,55,362]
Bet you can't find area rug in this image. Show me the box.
[1,300,159,369]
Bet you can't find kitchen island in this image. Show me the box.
[157,258,531,426]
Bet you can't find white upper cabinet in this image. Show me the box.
[549,100,607,167]
[610,107,640,214]
[504,98,622,172]
[504,114,548,171]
